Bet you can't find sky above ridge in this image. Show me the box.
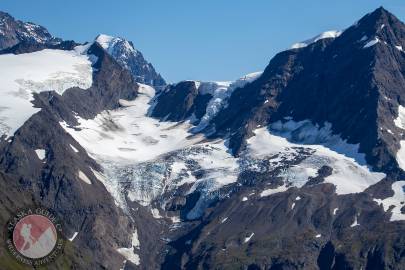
[1,1,404,83]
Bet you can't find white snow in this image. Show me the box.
[35,149,46,160]
[0,48,93,136]
[394,105,405,130]
[291,30,342,49]
[333,208,339,215]
[295,196,301,201]
[395,45,404,52]
[221,217,228,223]
[61,84,202,163]
[62,84,239,212]
[151,208,162,219]
[315,234,322,238]
[68,232,78,242]
[170,216,181,223]
[244,232,255,243]
[363,37,380,48]
[261,185,289,197]
[373,181,405,221]
[117,229,140,266]
[192,72,262,133]
[70,144,79,153]
[96,34,138,56]
[169,161,196,186]
[78,170,91,184]
[291,202,296,209]
[248,120,386,195]
[394,106,405,170]
[242,197,248,202]
[350,215,360,227]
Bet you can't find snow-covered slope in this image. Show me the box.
[192,71,263,132]
[61,84,239,211]
[0,46,94,136]
[247,120,386,195]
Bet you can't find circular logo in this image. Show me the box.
[5,207,65,266]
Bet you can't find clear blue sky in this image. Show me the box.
[1,1,404,83]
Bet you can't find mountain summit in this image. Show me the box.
[0,11,61,50]
[95,34,166,88]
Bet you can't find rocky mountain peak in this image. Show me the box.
[0,10,61,50]
[95,33,166,88]
[347,7,405,49]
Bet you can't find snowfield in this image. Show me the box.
[0,47,94,136]
[248,120,386,195]
[62,84,389,218]
[62,84,239,212]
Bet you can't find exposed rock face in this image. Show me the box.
[96,34,166,88]
[207,7,405,174]
[150,81,212,122]
[0,6,404,270]
[0,11,61,50]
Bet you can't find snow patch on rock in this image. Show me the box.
[244,232,254,243]
[35,149,45,160]
[117,229,140,266]
[78,170,91,185]
[68,232,78,242]
[373,181,405,221]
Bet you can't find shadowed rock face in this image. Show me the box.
[150,81,212,122]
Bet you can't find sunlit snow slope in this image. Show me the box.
[0,46,94,136]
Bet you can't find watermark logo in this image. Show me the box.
[5,207,64,266]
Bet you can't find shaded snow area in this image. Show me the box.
[363,37,380,48]
[117,229,140,266]
[248,120,386,195]
[394,105,405,170]
[291,30,342,49]
[374,181,405,221]
[61,84,239,216]
[0,47,94,137]
[191,72,262,133]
